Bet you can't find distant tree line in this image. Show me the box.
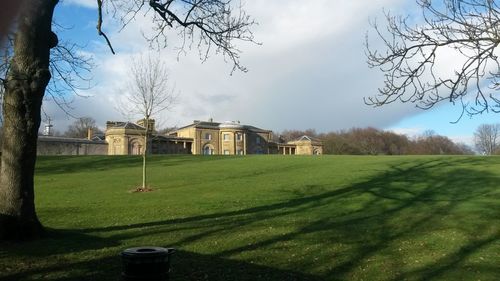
[280,128,474,155]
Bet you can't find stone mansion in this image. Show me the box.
[37,119,323,156]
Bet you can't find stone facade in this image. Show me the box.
[171,120,273,155]
[105,120,192,155]
[37,119,323,156]
[169,120,322,155]
[287,136,323,155]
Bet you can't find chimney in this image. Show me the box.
[137,119,155,132]
[149,119,155,133]
[106,121,115,129]
[87,127,93,140]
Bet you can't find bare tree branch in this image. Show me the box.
[366,0,500,121]
[97,0,116,54]
[118,53,178,120]
[101,0,258,73]
[0,30,93,124]
[116,52,178,191]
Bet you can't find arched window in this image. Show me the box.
[131,141,142,155]
[203,144,214,155]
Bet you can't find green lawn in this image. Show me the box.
[1,155,499,280]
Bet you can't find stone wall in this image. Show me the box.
[37,137,108,156]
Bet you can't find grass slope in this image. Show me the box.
[0,155,499,280]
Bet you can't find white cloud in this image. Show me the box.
[49,0,446,134]
[449,135,474,146]
[386,127,475,146]
[386,127,425,138]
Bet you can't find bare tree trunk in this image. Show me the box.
[142,125,148,190]
[0,0,58,240]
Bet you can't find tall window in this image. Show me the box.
[223,134,230,141]
[256,137,261,144]
[205,133,212,140]
[203,145,213,155]
[236,133,242,141]
[130,141,142,155]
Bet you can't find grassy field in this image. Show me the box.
[0,155,499,281]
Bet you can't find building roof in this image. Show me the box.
[92,134,106,141]
[245,125,272,133]
[288,135,323,145]
[106,121,146,130]
[38,136,107,144]
[173,120,271,133]
[151,135,193,142]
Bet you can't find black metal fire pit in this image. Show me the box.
[121,246,175,281]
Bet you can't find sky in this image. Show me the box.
[44,0,500,146]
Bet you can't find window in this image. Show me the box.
[205,133,212,140]
[203,145,214,155]
[223,134,230,141]
[237,150,244,155]
[224,150,230,155]
[132,143,142,155]
[236,133,242,141]
[255,137,261,144]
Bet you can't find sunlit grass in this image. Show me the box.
[1,155,499,280]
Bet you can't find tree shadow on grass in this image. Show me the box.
[1,245,324,281]
[3,157,500,280]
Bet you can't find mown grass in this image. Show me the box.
[0,155,499,281]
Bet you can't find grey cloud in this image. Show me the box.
[47,0,429,133]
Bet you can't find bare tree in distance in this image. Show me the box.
[63,117,101,138]
[317,127,472,155]
[117,54,177,192]
[0,0,256,240]
[474,123,500,155]
[365,0,500,121]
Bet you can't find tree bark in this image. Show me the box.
[142,124,148,190]
[0,0,58,240]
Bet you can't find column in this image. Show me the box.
[233,132,236,155]
[243,132,247,155]
[197,130,201,155]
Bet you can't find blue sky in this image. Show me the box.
[45,0,500,146]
